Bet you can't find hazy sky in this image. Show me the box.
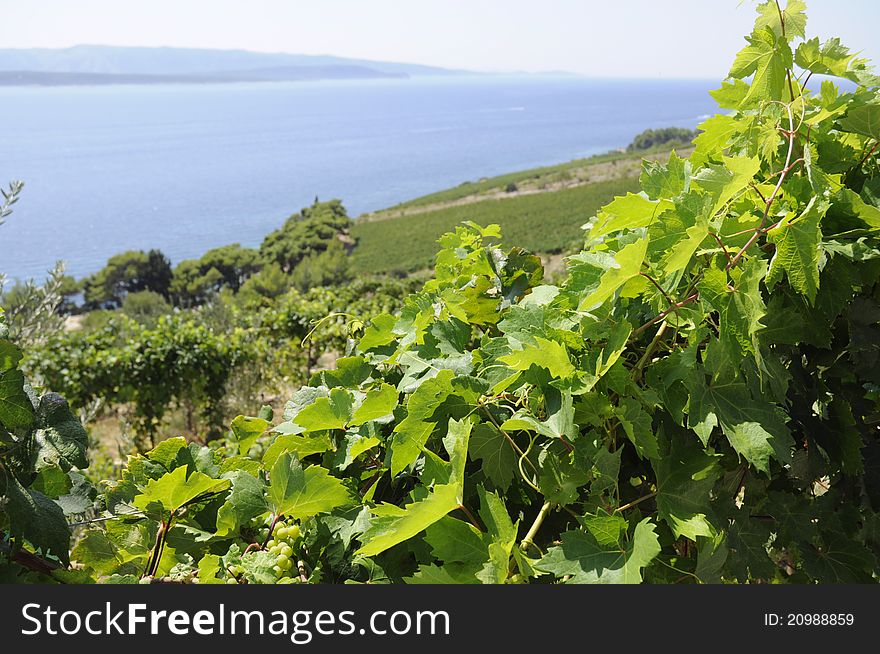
[2,0,879,78]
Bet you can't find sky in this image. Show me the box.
[2,0,879,79]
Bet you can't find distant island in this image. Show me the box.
[0,44,476,86]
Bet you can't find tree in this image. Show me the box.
[237,263,291,302]
[170,243,261,306]
[260,199,351,272]
[82,249,172,309]
[627,127,697,152]
[289,237,352,292]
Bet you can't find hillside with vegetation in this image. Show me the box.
[2,1,880,585]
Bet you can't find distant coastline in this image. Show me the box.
[0,44,479,87]
[0,67,410,87]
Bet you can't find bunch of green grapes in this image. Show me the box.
[225,516,303,584]
[264,518,302,583]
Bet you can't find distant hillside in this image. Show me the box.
[0,45,469,86]
[350,146,691,277]
[0,65,407,86]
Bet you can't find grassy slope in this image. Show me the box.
[350,175,640,275]
[350,146,691,276]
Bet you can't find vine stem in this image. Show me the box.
[632,293,699,337]
[457,504,483,532]
[479,405,537,474]
[727,102,796,269]
[856,140,878,169]
[632,320,668,381]
[144,517,170,578]
[614,491,657,514]
[639,272,675,305]
[774,0,797,101]
[245,512,282,555]
[0,541,62,576]
[520,501,553,553]
[710,233,732,266]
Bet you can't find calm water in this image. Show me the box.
[0,76,716,281]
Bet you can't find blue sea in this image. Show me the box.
[0,76,716,282]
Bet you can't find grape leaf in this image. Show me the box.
[215,471,268,537]
[537,518,661,584]
[654,437,722,539]
[268,452,351,520]
[839,103,880,140]
[132,466,231,519]
[0,368,33,428]
[766,197,829,304]
[468,423,516,491]
[357,483,460,557]
[230,415,269,456]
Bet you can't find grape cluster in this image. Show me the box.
[224,518,303,584]
[264,518,302,583]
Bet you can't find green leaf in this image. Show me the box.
[71,531,126,577]
[795,37,856,78]
[615,397,660,461]
[215,471,268,537]
[478,486,518,547]
[692,156,761,216]
[839,103,880,140]
[230,415,269,456]
[443,417,472,494]
[583,513,627,547]
[0,338,22,371]
[537,448,589,505]
[640,151,691,200]
[469,423,516,491]
[698,260,768,358]
[800,536,877,583]
[692,114,739,166]
[197,554,223,584]
[729,27,791,105]
[536,518,661,584]
[499,337,575,379]
[31,466,71,498]
[293,387,354,432]
[239,549,280,584]
[425,516,487,565]
[350,382,397,426]
[357,483,460,557]
[389,370,479,476]
[145,437,188,470]
[313,356,373,389]
[2,473,71,564]
[268,452,350,521]
[336,432,381,470]
[404,564,479,584]
[726,511,775,581]
[754,0,806,40]
[686,373,793,473]
[765,197,829,304]
[578,239,648,312]
[262,432,333,469]
[654,437,722,540]
[695,534,729,584]
[32,393,89,472]
[0,368,33,428]
[358,313,399,351]
[132,466,231,519]
[588,193,671,241]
